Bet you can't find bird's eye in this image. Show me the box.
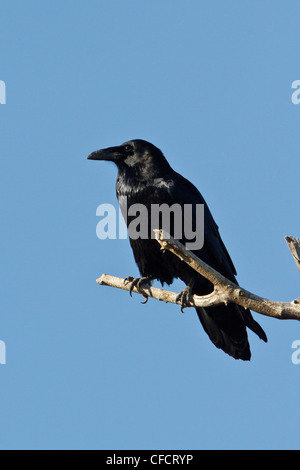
[123,144,133,154]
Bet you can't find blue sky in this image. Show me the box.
[1,0,300,450]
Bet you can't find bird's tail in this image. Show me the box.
[196,304,267,361]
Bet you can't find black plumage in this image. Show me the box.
[88,139,267,360]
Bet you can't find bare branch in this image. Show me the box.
[153,229,235,288]
[285,236,300,273]
[97,274,223,308]
[95,230,300,321]
[153,230,300,320]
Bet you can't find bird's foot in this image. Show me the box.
[176,281,195,313]
[124,276,154,303]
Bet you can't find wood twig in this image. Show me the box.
[96,230,300,321]
[285,236,300,273]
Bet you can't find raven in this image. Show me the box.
[88,139,267,360]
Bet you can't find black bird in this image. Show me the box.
[88,139,267,360]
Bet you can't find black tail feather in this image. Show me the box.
[196,304,267,361]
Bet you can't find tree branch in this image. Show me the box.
[285,236,300,273]
[97,273,224,308]
[95,230,300,321]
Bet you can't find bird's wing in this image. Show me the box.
[164,172,237,281]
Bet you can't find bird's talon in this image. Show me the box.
[125,276,154,297]
[124,276,134,286]
[129,284,135,297]
[176,284,194,312]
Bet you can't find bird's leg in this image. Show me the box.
[176,279,195,313]
[124,275,155,301]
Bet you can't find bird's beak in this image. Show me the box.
[87,145,124,162]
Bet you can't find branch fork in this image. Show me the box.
[96,230,300,321]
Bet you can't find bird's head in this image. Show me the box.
[87,139,172,179]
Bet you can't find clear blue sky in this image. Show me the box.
[1,0,300,450]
